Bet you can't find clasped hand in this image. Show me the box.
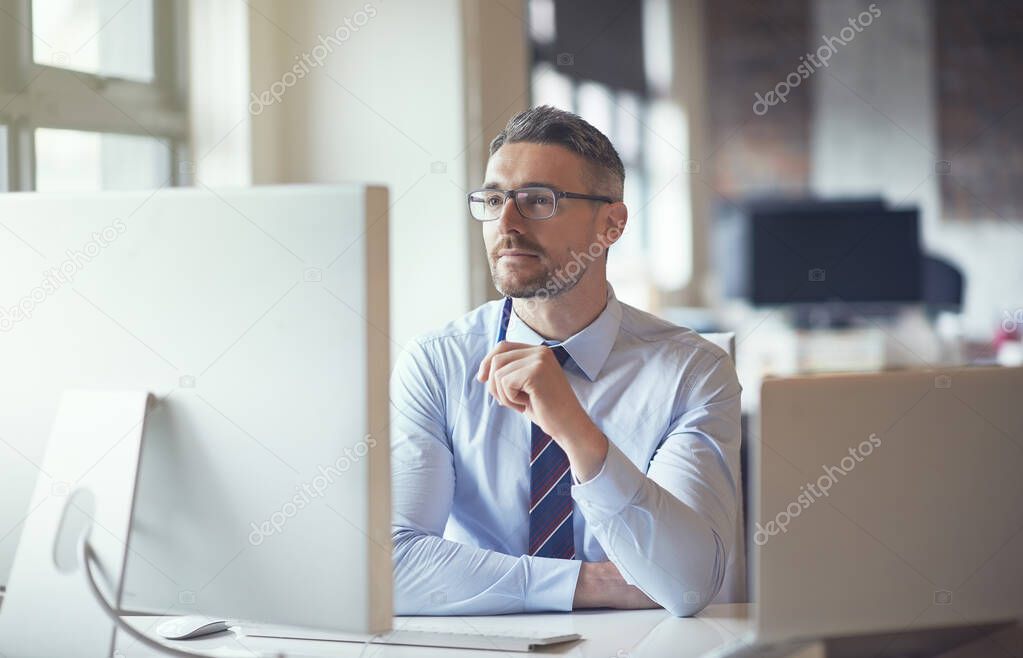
[477,341,608,481]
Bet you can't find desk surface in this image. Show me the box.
[120,604,753,657]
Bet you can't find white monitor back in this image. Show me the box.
[0,185,391,633]
[755,366,1023,641]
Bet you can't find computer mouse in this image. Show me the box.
[156,615,232,640]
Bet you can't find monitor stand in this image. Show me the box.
[0,391,151,658]
[791,302,906,330]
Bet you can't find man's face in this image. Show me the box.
[481,142,618,299]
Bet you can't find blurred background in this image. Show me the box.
[3,1,1023,636]
[1,0,1021,434]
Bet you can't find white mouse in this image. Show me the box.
[157,615,232,640]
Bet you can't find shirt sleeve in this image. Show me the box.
[390,339,582,615]
[570,348,742,617]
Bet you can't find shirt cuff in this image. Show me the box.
[523,555,582,612]
[570,440,645,523]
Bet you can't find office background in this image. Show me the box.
[1,0,1022,593]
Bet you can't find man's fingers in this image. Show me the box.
[477,342,536,382]
[477,350,493,381]
[486,361,505,406]
[492,359,531,411]
[485,352,515,396]
[485,352,510,404]
[489,356,529,408]
[477,341,525,381]
[478,343,561,416]
[477,342,506,381]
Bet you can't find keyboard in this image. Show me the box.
[240,618,582,653]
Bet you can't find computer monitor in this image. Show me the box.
[753,366,1023,653]
[713,197,889,302]
[0,185,392,633]
[749,205,921,307]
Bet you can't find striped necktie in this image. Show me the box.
[528,343,575,559]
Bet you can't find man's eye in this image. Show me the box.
[485,196,503,206]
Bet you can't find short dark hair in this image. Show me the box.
[489,105,625,201]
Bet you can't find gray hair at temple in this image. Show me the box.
[488,105,626,202]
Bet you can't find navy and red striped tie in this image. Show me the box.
[528,344,575,559]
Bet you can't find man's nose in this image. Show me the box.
[495,194,528,234]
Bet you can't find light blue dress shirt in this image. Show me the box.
[390,284,742,617]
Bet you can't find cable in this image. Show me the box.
[79,537,266,658]
[80,537,380,658]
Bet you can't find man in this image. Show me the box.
[391,105,741,617]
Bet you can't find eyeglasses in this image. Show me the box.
[467,186,614,221]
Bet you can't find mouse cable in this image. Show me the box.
[79,537,284,658]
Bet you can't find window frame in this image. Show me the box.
[0,0,189,191]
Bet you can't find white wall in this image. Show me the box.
[811,0,1023,339]
[241,0,478,350]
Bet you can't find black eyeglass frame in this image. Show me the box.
[466,186,615,221]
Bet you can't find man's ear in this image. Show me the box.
[601,202,628,249]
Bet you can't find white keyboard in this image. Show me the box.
[241,619,581,653]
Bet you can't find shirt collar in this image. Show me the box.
[504,283,622,382]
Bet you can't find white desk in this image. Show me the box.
[120,604,753,657]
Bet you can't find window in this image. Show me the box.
[31,0,156,82]
[34,128,171,191]
[0,0,187,191]
[528,0,691,312]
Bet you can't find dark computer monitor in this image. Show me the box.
[749,205,921,306]
[714,198,888,301]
